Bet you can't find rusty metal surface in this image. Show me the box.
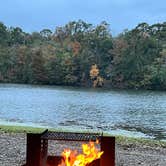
[26,133,43,166]
[100,136,115,166]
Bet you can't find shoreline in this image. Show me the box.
[1,82,166,92]
[0,124,166,147]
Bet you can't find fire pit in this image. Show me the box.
[23,130,115,166]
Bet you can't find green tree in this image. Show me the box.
[0,22,9,45]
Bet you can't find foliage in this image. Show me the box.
[90,64,104,87]
[0,20,166,89]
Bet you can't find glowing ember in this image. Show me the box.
[58,140,103,166]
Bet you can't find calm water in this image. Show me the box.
[0,84,166,140]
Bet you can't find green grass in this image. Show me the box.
[115,135,166,147]
[0,124,88,133]
[0,125,166,147]
[0,125,47,133]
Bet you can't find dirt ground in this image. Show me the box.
[0,132,166,166]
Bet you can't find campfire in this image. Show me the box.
[23,130,115,166]
[58,140,103,166]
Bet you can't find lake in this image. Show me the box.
[0,84,166,140]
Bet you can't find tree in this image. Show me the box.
[9,27,25,45]
[90,64,103,87]
[0,22,8,45]
[30,48,48,84]
[112,26,160,88]
[0,20,166,89]
[40,29,52,40]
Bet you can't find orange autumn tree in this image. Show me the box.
[90,64,104,87]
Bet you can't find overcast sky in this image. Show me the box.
[0,0,166,35]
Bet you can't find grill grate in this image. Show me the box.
[41,131,102,141]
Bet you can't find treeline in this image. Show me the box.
[0,20,166,89]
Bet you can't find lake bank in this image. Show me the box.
[0,125,166,146]
[0,127,166,166]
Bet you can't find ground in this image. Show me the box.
[0,132,166,166]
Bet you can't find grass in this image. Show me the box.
[115,135,166,147]
[0,125,47,133]
[0,125,166,147]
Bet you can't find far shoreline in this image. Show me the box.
[0,124,166,147]
[1,82,166,92]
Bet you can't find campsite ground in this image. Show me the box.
[0,126,166,166]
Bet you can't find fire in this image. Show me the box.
[58,140,103,166]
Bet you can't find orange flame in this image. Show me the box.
[58,140,103,166]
